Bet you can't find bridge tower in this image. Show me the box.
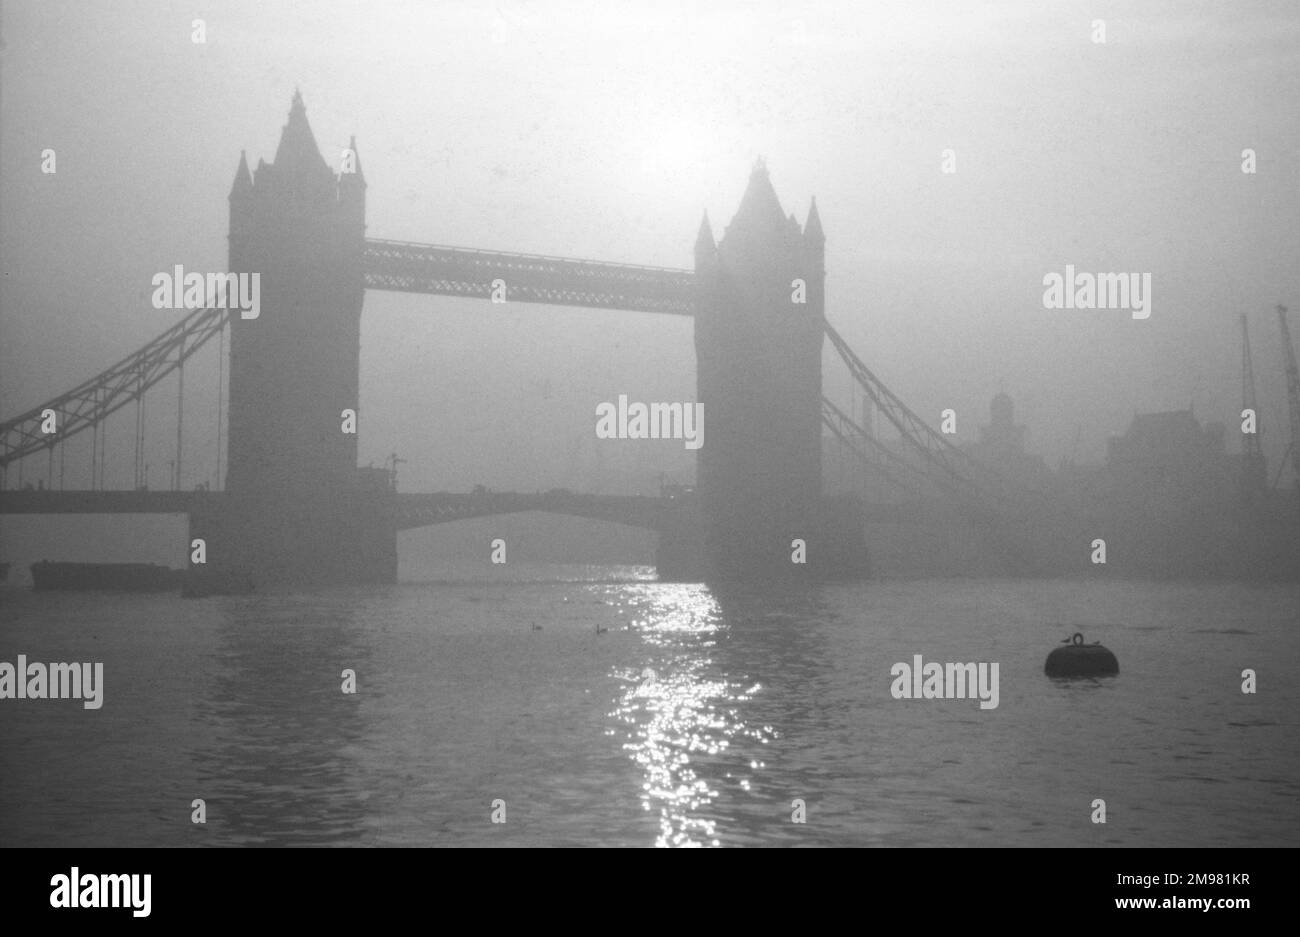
[191,92,395,588]
[692,162,867,580]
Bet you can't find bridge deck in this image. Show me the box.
[363,238,697,315]
[0,490,212,515]
[0,489,677,530]
[394,492,673,531]
[0,489,926,527]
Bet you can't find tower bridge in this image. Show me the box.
[1,92,1025,588]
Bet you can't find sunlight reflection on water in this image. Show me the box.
[608,584,776,847]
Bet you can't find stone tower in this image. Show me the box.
[693,162,834,579]
[192,92,394,588]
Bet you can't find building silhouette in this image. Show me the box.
[964,392,1053,492]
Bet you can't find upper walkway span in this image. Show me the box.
[363,238,697,315]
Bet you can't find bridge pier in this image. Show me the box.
[186,490,396,593]
[653,499,706,582]
[652,493,870,583]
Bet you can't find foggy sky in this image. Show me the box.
[3,0,1300,512]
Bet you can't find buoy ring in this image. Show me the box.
[1072,632,1084,646]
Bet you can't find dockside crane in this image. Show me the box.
[1274,304,1300,492]
[1240,314,1267,499]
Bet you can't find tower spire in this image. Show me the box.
[340,134,366,187]
[728,158,788,238]
[695,211,715,254]
[804,196,824,244]
[229,150,252,198]
[272,89,330,179]
[349,135,363,180]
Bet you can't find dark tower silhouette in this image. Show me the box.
[226,91,364,500]
[191,93,394,588]
[693,162,861,580]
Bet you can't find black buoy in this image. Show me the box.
[1045,632,1119,677]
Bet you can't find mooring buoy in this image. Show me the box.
[1045,632,1119,677]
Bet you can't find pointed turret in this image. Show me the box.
[802,196,825,278]
[339,135,366,186]
[803,196,824,245]
[694,211,715,262]
[229,150,253,200]
[272,89,331,182]
[726,158,787,238]
[338,135,366,226]
[228,150,254,245]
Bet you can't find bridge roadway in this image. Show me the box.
[0,489,676,529]
[0,490,926,528]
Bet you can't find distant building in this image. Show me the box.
[1103,409,1234,507]
[964,393,1054,491]
[1088,408,1249,577]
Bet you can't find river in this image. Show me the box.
[1,571,1296,847]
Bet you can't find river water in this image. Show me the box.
[1,570,1297,847]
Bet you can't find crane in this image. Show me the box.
[1275,304,1300,491]
[1240,314,1266,499]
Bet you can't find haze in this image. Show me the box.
[3,0,1299,565]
